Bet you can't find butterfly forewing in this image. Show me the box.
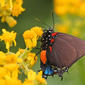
[58,33,85,58]
[46,33,85,68]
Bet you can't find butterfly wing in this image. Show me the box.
[46,33,85,68]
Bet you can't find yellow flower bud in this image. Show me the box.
[5,16,17,27]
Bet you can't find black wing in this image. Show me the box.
[46,33,85,68]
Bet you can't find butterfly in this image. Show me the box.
[39,13,85,79]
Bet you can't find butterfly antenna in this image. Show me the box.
[35,18,51,28]
[52,11,55,30]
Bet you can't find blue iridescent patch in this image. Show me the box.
[44,65,54,75]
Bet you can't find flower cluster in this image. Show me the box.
[24,70,47,85]
[23,26,43,49]
[0,27,47,85]
[54,0,85,16]
[0,0,25,27]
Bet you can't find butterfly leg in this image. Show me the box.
[65,67,69,72]
[42,74,48,79]
[57,69,64,80]
[59,75,63,80]
[58,67,69,79]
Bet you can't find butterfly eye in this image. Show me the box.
[46,40,48,43]
[48,35,51,37]
[49,29,54,33]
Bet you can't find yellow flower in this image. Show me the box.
[69,6,77,14]
[12,70,19,79]
[16,48,25,57]
[54,5,68,15]
[23,30,37,48]
[0,29,16,51]
[23,30,37,39]
[12,1,25,17]
[18,48,25,54]
[0,1,11,17]
[26,70,47,85]
[5,16,17,27]
[5,53,20,64]
[0,79,5,85]
[23,80,34,85]
[36,71,47,85]
[17,57,23,64]
[70,0,81,6]
[0,0,25,27]
[79,3,85,17]
[54,0,85,16]
[27,70,36,81]
[31,26,43,37]
[54,0,70,5]
[0,51,22,65]
[0,70,22,85]
[4,64,19,71]
[5,78,22,85]
[0,67,7,78]
[15,49,24,63]
[0,0,5,7]
[27,52,37,68]
[0,51,6,65]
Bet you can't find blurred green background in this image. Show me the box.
[0,0,85,85]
